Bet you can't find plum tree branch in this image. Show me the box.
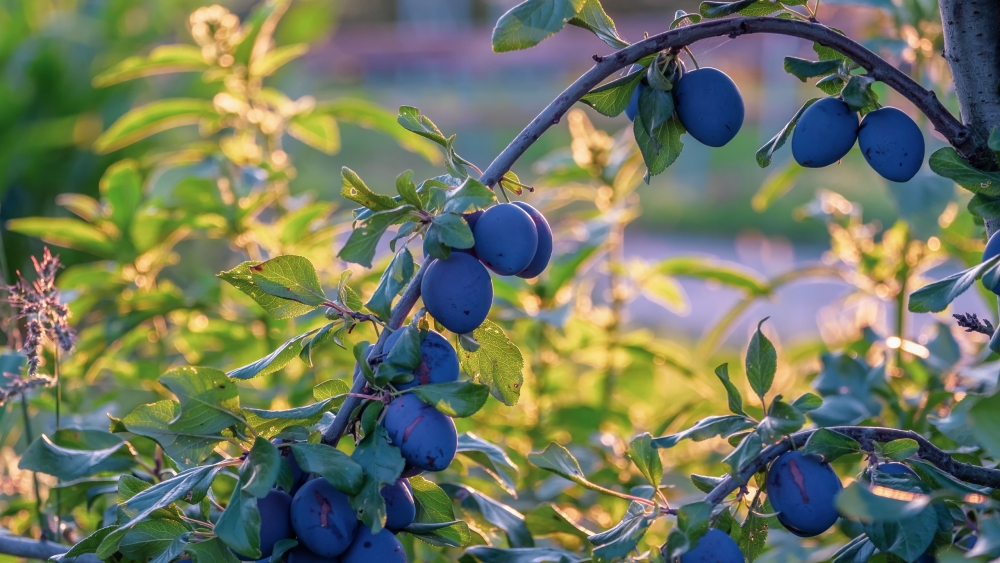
[321,260,429,446]
[480,16,973,187]
[704,426,1000,506]
[0,533,100,563]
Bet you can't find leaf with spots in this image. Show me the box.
[458,320,524,406]
[739,494,769,562]
[249,255,327,307]
[218,261,316,320]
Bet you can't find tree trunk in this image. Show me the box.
[939,0,1000,235]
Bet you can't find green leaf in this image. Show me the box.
[783,57,842,81]
[94,98,216,153]
[338,208,413,268]
[350,426,405,534]
[967,390,1000,460]
[580,70,644,117]
[397,106,449,146]
[5,217,116,257]
[218,261,316,320]
[700,0,760,18]
[662,501,713,559]
[228,328,319,380]
[249,255,327,307]
[366,248,415,320]
[410,381,490,418]
[589,502,650,563]
[93,44,210,87]
[288,113,340,154]
[528,443,635,500]
[119,519,190,561]
[525,503,594,540]
[443,178,497,214]
[841,75,878,113]
[465,547,586,563]
[408,475,473,547]
[251,43,309,77]
[101,159,144,233]
[815,74,845,96]
[161,366,242,432]
[879,438,919,462]
[119,465,220,532]
[746,319,776,403]
[755,398,805,445]
[568,0,629,49]
[633,90,682,177]
[316,99,442,163]
[690,474,726,493]
[396,170,425,210]
[458,320,525,406]
[968,193,1000,219]
[751,160,804,210]
[989,126,1000,152]
[242,399,342,438]
[147,533,191,563]
[723,432,763,475]
[929,147,1000,195]
[836,481,931,522]
[241,438,281,498]
[739,495,769,562]
[19,432,126,480]
[457,432,520,497]
[756,98,818,168]
[429,212,475,249]
[652,415,755,449]
[185,537,241,563]
[492,0,585,53]
[657,256,767,293]
[289,443,364,494]
[341,167,398,212]
[627,433,663,490]
[714,363,746,416]
[670,10,703,28]
[445,484,533,548]
[802,429,860,463]
[908,256,999,313]
[52,526,117,562]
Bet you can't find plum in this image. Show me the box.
[383,329,459,390]
[400,463,424,478]
[421,253,493,334]
[858,107,924,182]
[341,525,407,563]
[792,97,859,168]
[511,202,552,279]
[454,210,483,257]
[290,478,358,558]
[473,203,539,275]
[765,450,842,537]
[286,545,340,563]
[982,231,1000,294]
[625,81,646,122]
[381,479,416,532]
[673,68,745,147]
[676,528,745,563]
[274,440,309,496]
[383,394,457,472]
[232,488,293,560]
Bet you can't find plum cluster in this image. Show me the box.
[231,456,416,562]
[423,201,552,334]
[626,65,745,148]
[793,97,925,182]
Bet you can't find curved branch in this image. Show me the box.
[0,534,99,563]
[705,426,1000,506]
[480,16,971,187]
[321,260,429,446]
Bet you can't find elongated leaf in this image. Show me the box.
[756,98,818,168]
[627,433,663,489]
[580,70,644,117]
[723,432,763,475]
[120,519,190,561]
[315,99,441,163]
[879,438,919,462]
[396,106,449,146]
[457,433,519,496]
[755,398,805,444]
[289,443,364,494]
[408,475,473,547]
[525,503,595,539]
[249,255,327,307]
[652,415,755,449]
[94,99,216,153]
[445,484,533,548]
[251,43,309,77]
[929,147,1000,195]
[339,208,413,268]
[6,217,116,257]
[93,45,210,87]
[657,256,767,293]
[366,248,415,319]
[492,0,585,53]
[714,363,746,416]
[783,57,842,81]
[802,428,860,462]
[908,257,999,313]
[751,160,803,210]
[241,438,282,498]
[568,0,629,49]
[590,502,650,563]
[350,426,405,533]
[288,113,340,154]
[465,547,586,563]
[216,488,261,560]
[700,0,760,18]
[410,381,490,417]
[218,261,316,320]
[442,178,496,214]
[746,319,776,402]
[228,329,318,380]
[19,433,126,480]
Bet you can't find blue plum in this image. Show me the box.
[256,489,294,559]
[383,394,457,472]
[340,525,407,563]
[765,450,842,537]
[384,329,459,390]
[290,478,358,558]
[792,97,859,168]
[511,202,552,279]
[381,479,415,532]
[473,203,539,276]
[421,253,493,334]
[674,68,745,147]
[858,107,924,182]
[454,210,483,257]
[400,463,424,478]
[286,545,339,563]
[677,528,744,563]
[274,440,309,496]
[982,231,1000,294]
[625,82,646,122]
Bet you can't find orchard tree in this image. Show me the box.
[2,0,1000,562]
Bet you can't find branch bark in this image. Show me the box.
[705,426,1000,506]
[0,534,100,563]
[481,17,972,187]
[939,0,1000,235]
